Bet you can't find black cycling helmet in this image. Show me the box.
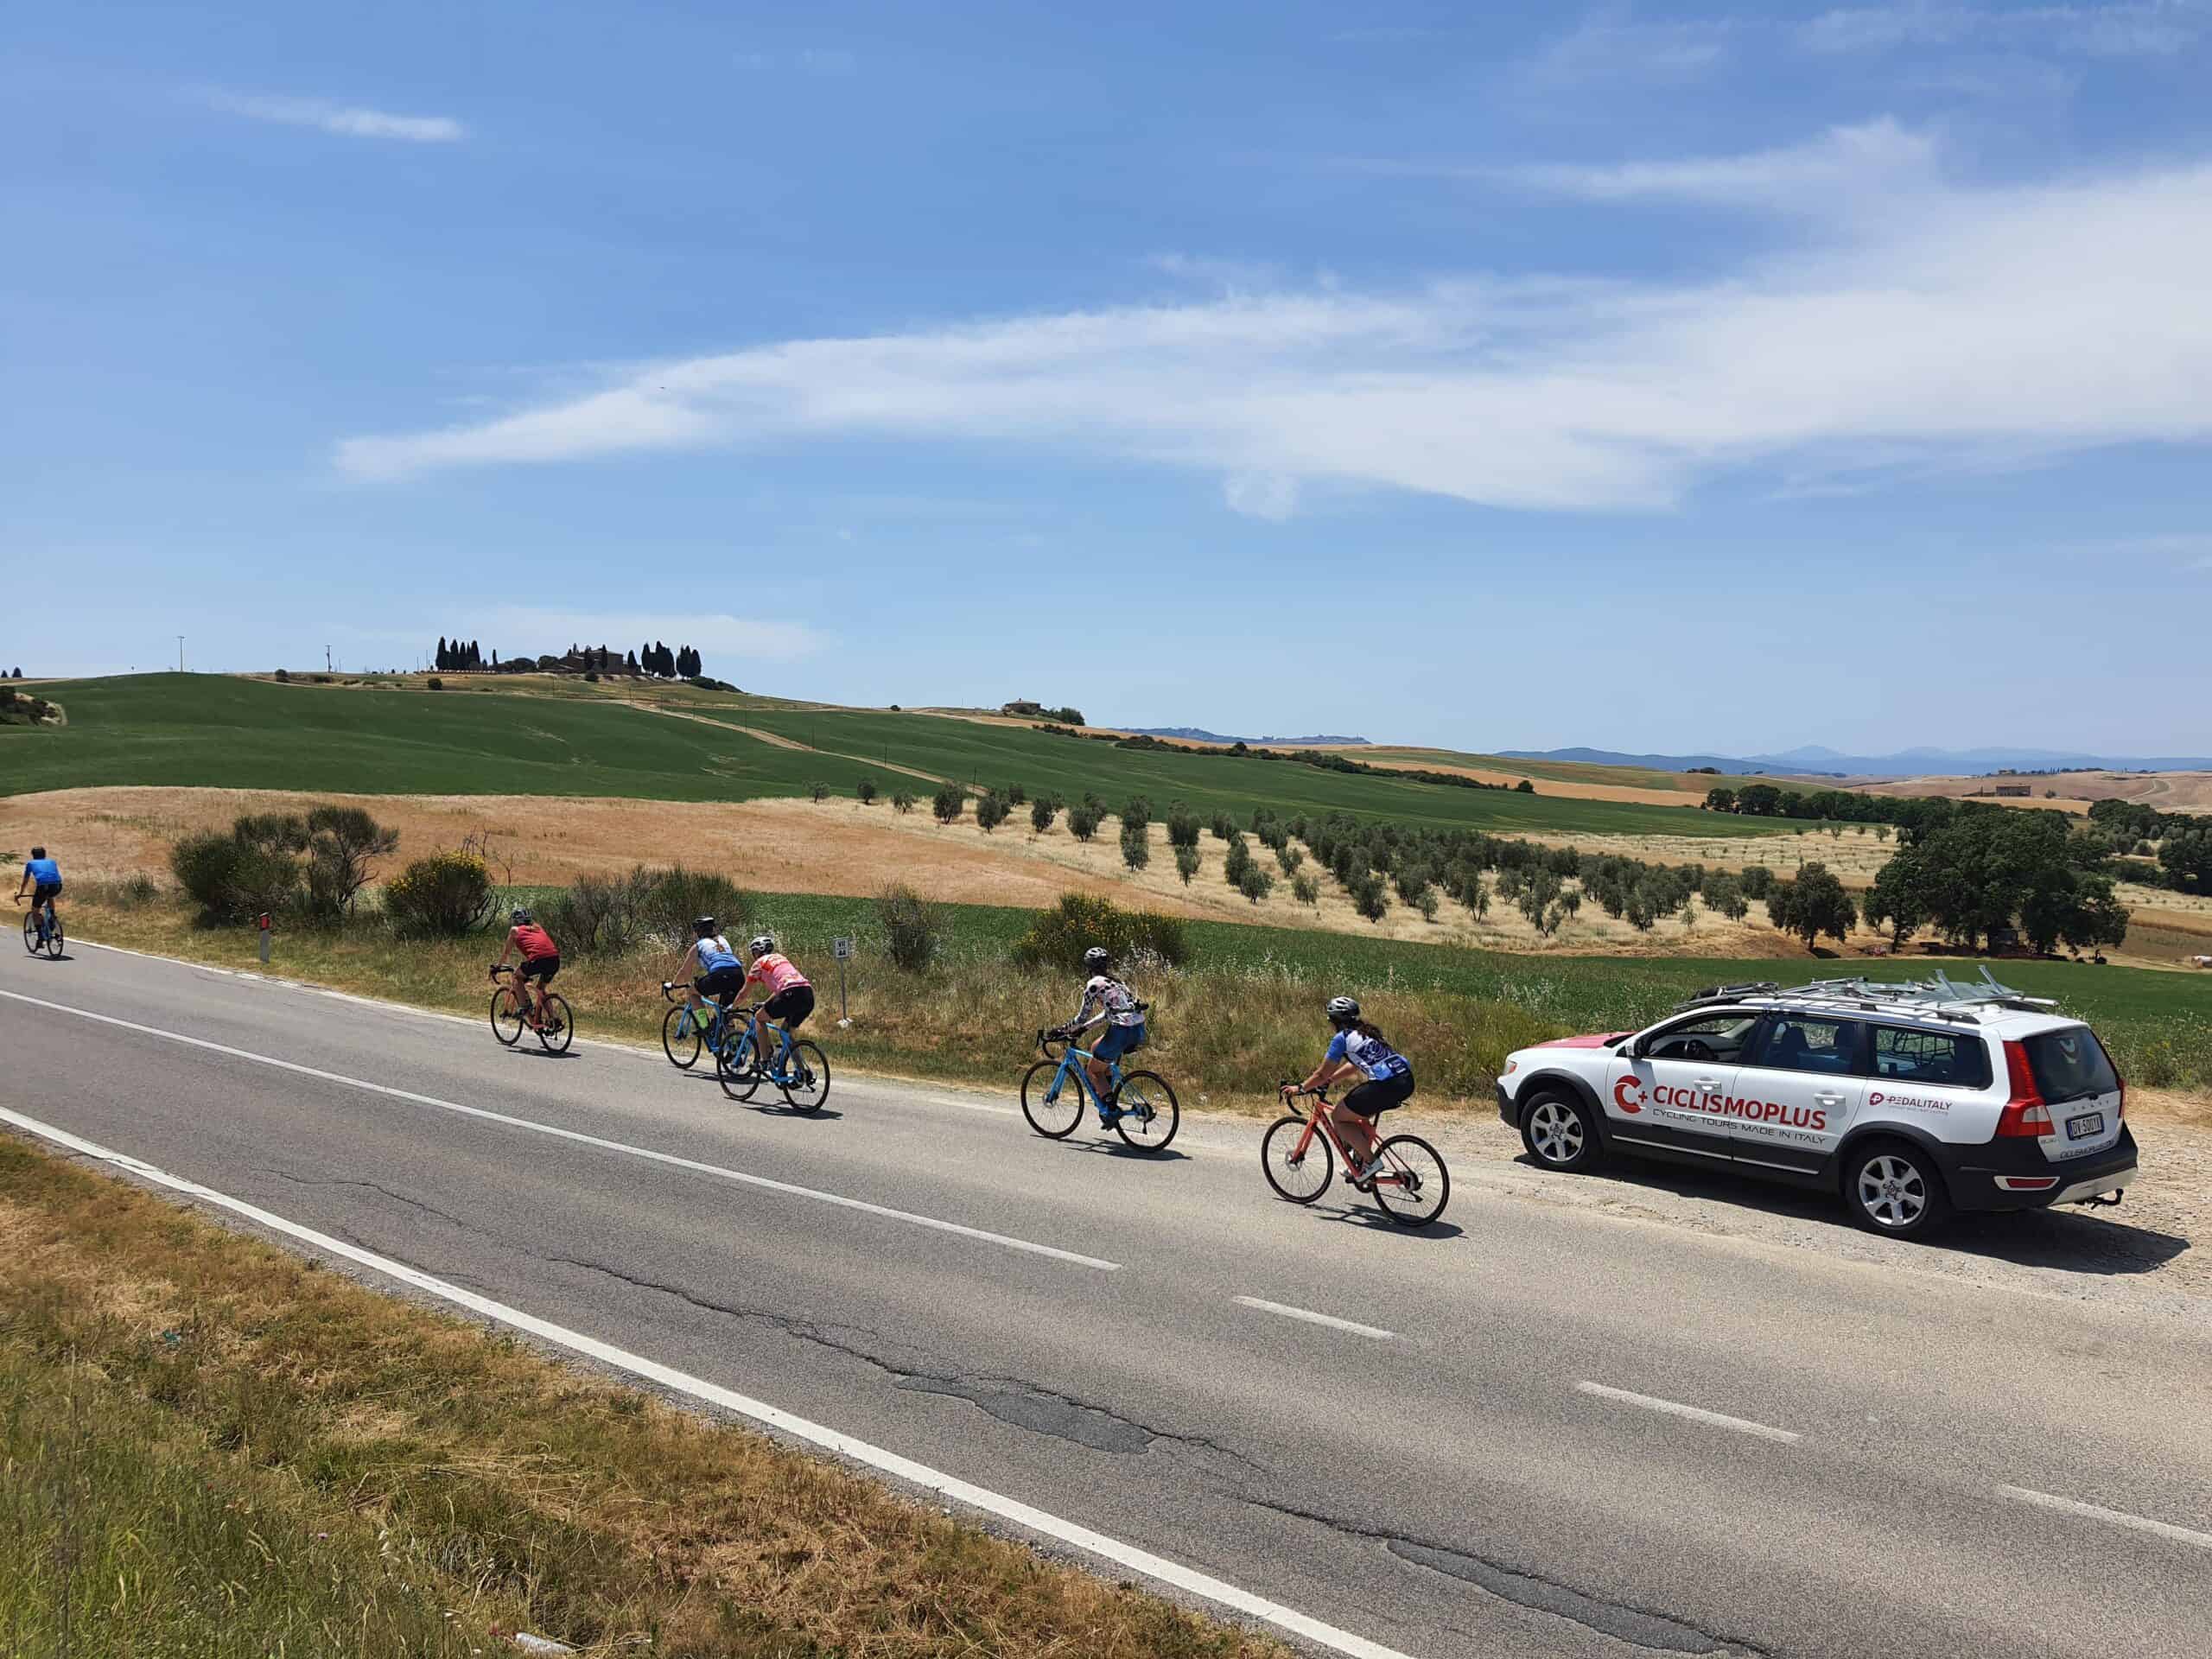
[1084,946,1112,970]
[693,916,718,937]
[1326,995,1360,1024]
[511,906,532,925]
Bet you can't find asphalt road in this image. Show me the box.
[4,940,2210,1659]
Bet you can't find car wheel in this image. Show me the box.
[1520,1091,1602,1173]
[1843,1140,1952,1240]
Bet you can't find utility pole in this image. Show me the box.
[326,645,333,673]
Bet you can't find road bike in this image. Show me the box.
[1262,1081,1449,1227]
[490,964,573,1053]
[711,996,831,1113]
[661,982,735,1069]
[1020,1028,1179,1152]
[18,895,63,960]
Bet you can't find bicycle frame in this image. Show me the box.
[493,966,547,1025]
[1283,1089,1414,1192]
[1043,1037,1126,1121]
[727,1007,800,1078]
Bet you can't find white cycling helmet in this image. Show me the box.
[748,934,776,957]
[1326,995,1360,1023]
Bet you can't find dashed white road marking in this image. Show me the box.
[0,1106,1415,1659]
[0,988,1117,1272]
[1998,1486,2212,1551]
[1234,1296,1395,1341]
[1576,1381,1801,1444]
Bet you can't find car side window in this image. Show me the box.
[1643,1014,1758,1063]
[1746,1016,1863,1077]
[1869,1025,1991,1090]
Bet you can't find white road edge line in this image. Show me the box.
[0,988,1117,1273]
[1575,1382,1801,1445]
[0,1108,1415,1659]
[1234,1297,1394,1341]
[1998,1485,2212,1551]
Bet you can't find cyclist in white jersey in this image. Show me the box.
[1281,995,1414,1173]
[1056,945,1147,1106]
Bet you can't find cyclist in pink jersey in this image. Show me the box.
[742,934,815,1071]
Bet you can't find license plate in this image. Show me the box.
[2067,1111,2105,1140]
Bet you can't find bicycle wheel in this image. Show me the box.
[44,913,61,959]
[718,1037,762,1102]
[780,1041,831,1112]
[1371,1135,1451,1228]
[1020,1059,1084,1139]
[536,994,575,1054]
[662,1005,702,1069]
[22,911,37,957]
[1261,1115,1332,1205]
[491,988,524,1046]
[1111,1071,1179,1153]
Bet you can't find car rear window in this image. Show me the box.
[1871,1025,1992,1090]
[2023,1027,2120,1104]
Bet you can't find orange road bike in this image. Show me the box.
[1262,1081,1449,1227]
[491,964,574,1053]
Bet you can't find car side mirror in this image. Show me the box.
[1624,1037,1647,1060]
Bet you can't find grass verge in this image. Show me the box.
[48,882,2212,1099]
[0,1133,1284,1658]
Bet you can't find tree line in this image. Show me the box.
[430,638,709,679]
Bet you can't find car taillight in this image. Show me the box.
[1997,1040,2054,1138]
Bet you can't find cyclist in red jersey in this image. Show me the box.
[492,907,562,1031]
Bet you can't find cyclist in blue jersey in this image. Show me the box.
[15,846,62,944]
[1281,995,1414,1175]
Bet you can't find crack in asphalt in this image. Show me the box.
[546,1254,1262,1470]
[1236,1495,1767,1656]
[253,1168,492,1237]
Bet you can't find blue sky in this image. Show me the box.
[7,1,2211,755]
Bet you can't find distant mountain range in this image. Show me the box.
[1126,727,1370,747]
[1501,745,2212,778]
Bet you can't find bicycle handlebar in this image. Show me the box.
[1277,1077,1332,1103]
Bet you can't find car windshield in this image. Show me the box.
[2023,1027,2119,1104]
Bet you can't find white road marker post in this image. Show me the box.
[833,934,853,1027]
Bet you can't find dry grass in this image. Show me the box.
[1856,770,2212,812]
[0,1133,1287,1659]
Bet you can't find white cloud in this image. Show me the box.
[1799,3,2206,58]
[208,92,466,143]
[487,608,823,664]
[1223,473,1301,520]
[1520,13,1738,88]
[1491,118,1937,209]
[337,149,2212,519]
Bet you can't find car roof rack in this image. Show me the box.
[1670,967,2058,1024]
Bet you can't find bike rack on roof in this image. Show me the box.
[1670,966,2057,1022]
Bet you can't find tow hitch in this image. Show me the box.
[2074,1191,2126,1208]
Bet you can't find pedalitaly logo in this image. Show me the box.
[1869,1090,1949,1115]
[1613,1075,1827,1133]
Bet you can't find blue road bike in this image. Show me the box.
[662,983,830,1113]
[1020,1027,1179,1152]
[19,894,63,959]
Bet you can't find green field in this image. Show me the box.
[5,674,1789,841]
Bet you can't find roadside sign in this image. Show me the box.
[832,938,853,1027]
[833,936,853,960]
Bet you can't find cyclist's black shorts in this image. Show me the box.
[32,882,60,909]
[518,954,560,984]
[763,984,815,1029]
[696,964,743,1002]
[1342,1071,1414,1118]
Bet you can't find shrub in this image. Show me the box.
[1224,839,1254,887]
[426,677,443,690]
[1209,812,1236,842]
[301,804,399,920]
[1014,893,1189,971]
[892,792,916,815]
[1352,874,1389,924]
[1030,797,1058,834]
[1418,889,1440,923]
[1068,806,1102,842]
[584,671,601,683]
[1120,819,1150,871]
[1121,797,1153,830]
[1292,872,1319,907]
[877,884,944,973]
[635,866,748,950]
[1174,845,1200,886]
[274,667,289,683]
[1166,808,1201,851]
[856,779,879,805]
[540,865,747,957]
[1739,863,1777,900]
[383,851,492,939]
[810,780,831,803]
[170,822,302,923]
[976,794,1010,833]
[932,785,966,825]
[1237,865,1274,905]
[1514,779,1534,793]
[1277,843,1304,877]
[1006,783,1027,805]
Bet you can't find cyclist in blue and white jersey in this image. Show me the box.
[1281,995,1414,1174]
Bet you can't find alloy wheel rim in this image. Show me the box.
[1531,1102,1583,1163]
[1858,1155,1927,1227]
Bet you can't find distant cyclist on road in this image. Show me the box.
[1281,996,1414,1176]
[15,845,62,944]
[741,934,814,1071]
[1056,945,1147,1108]
[671,916,742,1023]
[491,907,561,1032]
